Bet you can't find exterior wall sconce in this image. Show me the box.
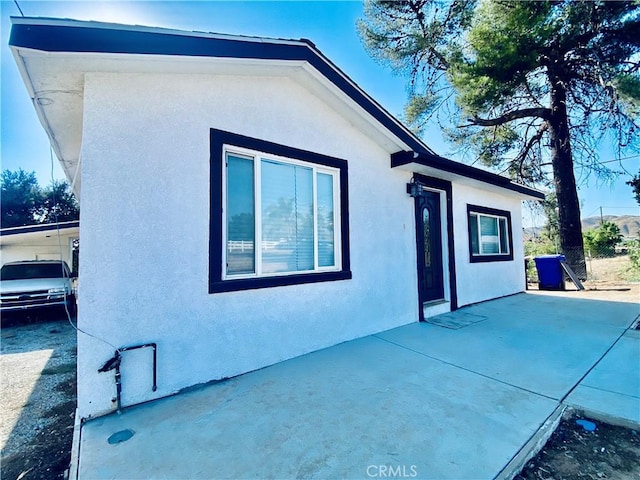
[407,178,424,198]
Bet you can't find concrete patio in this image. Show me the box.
[74,290,639,479]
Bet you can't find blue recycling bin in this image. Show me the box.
[534,255,566,290]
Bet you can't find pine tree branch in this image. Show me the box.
[516,122,548,170]
[407,0,450,70]
[467,107,552,127]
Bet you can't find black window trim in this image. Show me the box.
[210,128,351,293]
[466,204,514,263]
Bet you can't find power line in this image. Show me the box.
[598,154,640,165]
[540,154,640,167]
[13,0,24,16]
[583,208,600,218]
[599,206,640,209]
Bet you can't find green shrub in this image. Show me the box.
[626,239,640,279]
[582,221,623,258]
[629,240,640,268]
[524,239,558,283]
[524,239,557,257]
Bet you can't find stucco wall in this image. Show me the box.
[77,72,419,418]
[452,184,526,307]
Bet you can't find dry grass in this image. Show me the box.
[585,255,639,284]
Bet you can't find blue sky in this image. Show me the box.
[1,0,638,228]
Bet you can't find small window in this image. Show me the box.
[210,129,351,293]
[467,204,513,263]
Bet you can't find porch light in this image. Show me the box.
[407,178,423,198]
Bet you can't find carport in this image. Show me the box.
[0,221,79,270]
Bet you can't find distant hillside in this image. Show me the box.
[525,215,640,241]
[523,227,543,242]
[582,215,640,238]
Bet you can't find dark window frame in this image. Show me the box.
[210,129,351,293]
[466,204,514,263]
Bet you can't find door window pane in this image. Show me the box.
[226,155,255,275]
[261,159,314,273]
[317,173,335,267]
[423,207,431,267]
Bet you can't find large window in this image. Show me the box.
[225,150,339,277]
[210,129,351,293]
[467,204,513,263]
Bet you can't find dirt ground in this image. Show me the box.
[527,254,640,302]
[1,312,77,480]
[586,255,639,284]
[515,412,640,480]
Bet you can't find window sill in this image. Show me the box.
[209,270,352,293]
[469,254,514,263]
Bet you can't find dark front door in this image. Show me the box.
[416,190,444,303]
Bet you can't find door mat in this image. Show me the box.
[426,311,487,329]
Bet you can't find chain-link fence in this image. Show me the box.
[525,239,640,287]
[583,240,640,284]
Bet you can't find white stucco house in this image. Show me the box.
[10,17,543,419]
[0,221,79,270]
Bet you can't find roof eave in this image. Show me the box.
[391,150,545,200]
[9,17,544,200]
[0,221,80,238]
[10,44,80,191]
[8,17,422,153]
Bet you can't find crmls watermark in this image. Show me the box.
[366,464,418,478]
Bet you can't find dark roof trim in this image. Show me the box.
[9,18,427,157]
[9,18,544,199]
[0,221,79,237]
[391,151,545,199]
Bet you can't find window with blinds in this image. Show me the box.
[467,204,513,263]
[224,148,340,279]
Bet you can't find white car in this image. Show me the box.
[0,260,76,315]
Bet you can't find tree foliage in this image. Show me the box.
[540,192,559,243]
[37,180,80,224]
[358,0,639,278]
[1,169,79,228]
[628,239,640,277]
[524,237,557,258]
[583,221,623,258]
[1,169,41,228]
[627,170,640,205]
[359,1,639,179]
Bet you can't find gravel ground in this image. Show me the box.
[1,313,77,480]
